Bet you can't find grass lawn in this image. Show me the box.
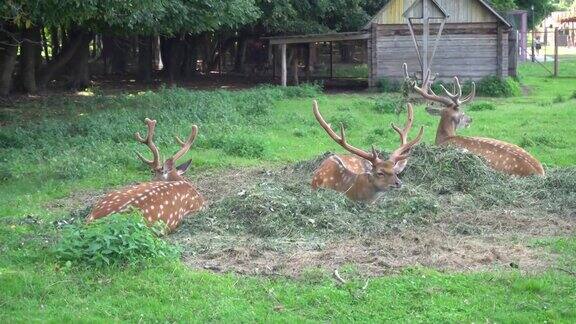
[1,60,575,322]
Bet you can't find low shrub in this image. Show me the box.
[373,95,405,114]
[377,77,402,93]
[53,213,179,267]
[210,135,266,158]
[553,94,566,104]
[431,76,520,98]
[571,90,576,100]
[468,102,496,111]
[476,76,521,97]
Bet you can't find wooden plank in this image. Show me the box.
[496,24,503,77]
[267,32,370,45]
[281,44,287,86]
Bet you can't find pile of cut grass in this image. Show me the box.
[178,145,576,242]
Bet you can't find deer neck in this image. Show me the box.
[347,174,379,202]
[436,114,457,145]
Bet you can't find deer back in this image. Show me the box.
[443,136,545,176]
[312,155,375,200]
[87,181,204,232]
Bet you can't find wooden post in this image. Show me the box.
[329,41,334,78]
[497,24,503,77]
[508,30,518,77]
[554,27,559,77]
[281,43,287,86]
[422,0,429,75]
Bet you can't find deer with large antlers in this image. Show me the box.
[87,118,205,232]
[311,100,424,202]
[403,64,544,176]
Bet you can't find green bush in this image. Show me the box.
[431,76,520,98]
[476,76,521,97]
[210,135,266,158]
[0,85,321,182]
[377,77,402,93]
[553,94,566,104]
[53,213,179,267]
[373,95,405,114]
[571,90,576,100]
[468,102,496,111]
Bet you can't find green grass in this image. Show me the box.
[1,60,576,322]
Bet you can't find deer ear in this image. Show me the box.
[176,159,193,175]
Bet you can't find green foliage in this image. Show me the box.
[53,213,179,267]
[476,76,521,97]
[209,135,266,158]
[373,95,405,114]
[515,0,556,29]
[468,102,496,111]
[488,0,517,11]
[571,90,576,100]
[553,94,566,103]
[0,85,321,183]
[430,76,520,98]
[377,77,402,93]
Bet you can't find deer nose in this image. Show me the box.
[394,179,403,188]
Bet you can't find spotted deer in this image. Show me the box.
[311,100,424,202]
[87,118,205,232]
[403,64,544,176]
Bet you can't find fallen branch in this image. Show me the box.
[556,267,576,276]
[333,269,347,284]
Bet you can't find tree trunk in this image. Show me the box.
[183,35,198,78]
[138,35,153,83]
[234,37,248,73]
[69,33,91,90]
[37,29,90,89]
[50,27,60,57]
[41,27,50,62]
[102,35,130,74]
[20,27,41,94]
[0,25,20,96]
[160,35,186,82]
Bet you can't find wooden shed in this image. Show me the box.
[266,0,515,87]
[366,0,513,86]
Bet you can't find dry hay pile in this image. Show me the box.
[169,145,576,276]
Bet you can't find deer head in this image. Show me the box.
[135,118,198,182]
[403,63,475,144]
[312,100,423,198]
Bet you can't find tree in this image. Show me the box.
[515,0,556,28]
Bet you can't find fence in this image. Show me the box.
[528,28,576,77]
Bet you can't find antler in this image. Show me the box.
[389,103,424,172]
[135,118,162,170]
[171,124,199,162]
[403,63,476,107]
[313,100,379,163]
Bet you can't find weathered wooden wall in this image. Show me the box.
[369,22,508,82]
[368,0,498,25]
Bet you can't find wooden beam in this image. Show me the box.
[554,28,559,77]
[329,42,333,78]
[422,0,429,77]
[497,24,503,77]
[267,32,370,45]
[281,43,287,86]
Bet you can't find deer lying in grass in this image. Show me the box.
[311,100,424,202]
[87,118,205,232]
[403,63,544,176]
